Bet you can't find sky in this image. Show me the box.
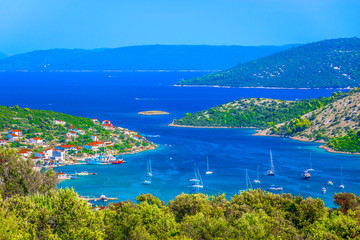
[0,0,359,54]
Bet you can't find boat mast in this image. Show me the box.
[270,150,274,173]
[207,156,209,170]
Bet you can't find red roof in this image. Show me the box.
[87,141,104,146]
[135,135,142,138]
[0,139,5,141]
[59,144,75,148]
[69,131,77,134]
[37,152,45,155]
[11,129,22,132]
[32,137,43,140]
[9,134,17,137]
[104,123,114,127]
[19,149,32,153]
[69,126,74,129]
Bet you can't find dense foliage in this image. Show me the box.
[1,148,360,239]
[0,148,57,199]
[178,37,360,88]
[327,130,360,153]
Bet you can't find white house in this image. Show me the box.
[74,128,85,135]
[54,120,66,125]
[92,118,99,124]
[30,137,43,145]
[91,135,99,141]
[7,134,19,142]
[51,149,65,162]
[66,131,78,138]
[84,141,105,151]
[0,139,6,146]
[9,129,22,136]
[35,152,46,160]
[56,144,77,151]
[102,120,111,125]
[103,123,115,131]
[19,149,33,158]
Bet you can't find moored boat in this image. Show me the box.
[301,171,311,180]
[322,187,326,194]
[267,184,283,191]
[205,156,213,175]
[327,181,333,186]
[111,159,123,164]
[266,150,275,176]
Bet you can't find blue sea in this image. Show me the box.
[1,72,359,208]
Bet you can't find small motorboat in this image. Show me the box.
[339,184,345,189]
[327,181,333,186]
[301,171,311,180]
[111,159,123,164]
[321,187,326,194]
[267,184,283,191]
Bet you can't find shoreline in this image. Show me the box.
[174,84,352,90]
[138,110,170,115]
[168,123,256,129]
[254,131,360,156]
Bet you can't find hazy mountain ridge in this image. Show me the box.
[178,38,360,88]
[0,44,298,71]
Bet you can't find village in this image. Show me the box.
[0,117,157,169]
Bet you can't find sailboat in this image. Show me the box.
[301,170,311,180]
[253,166,261,184]
[189,163,200,183]
[239,169,253,193]
[306,153,314,172]
[205,156,213,175]
[142,159,152,185]
[147,159,152,177]
[190,169,204,189]
[339,165,344,189]
[266,150,275,176]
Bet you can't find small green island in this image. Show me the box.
[172,88,360,154]
[138,110,170,115]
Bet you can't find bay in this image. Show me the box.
[0,72,358,207]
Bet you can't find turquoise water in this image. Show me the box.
[0,72,358,207]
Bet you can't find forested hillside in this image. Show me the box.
[1,147,360,239]
[178,38,360,88]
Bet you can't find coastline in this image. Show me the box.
[168,122,255,129]
[254,131,360,156]
[174,84,352,90]
[138,110,170,115]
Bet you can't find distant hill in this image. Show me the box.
[0,44,298,71]
[178,38,360,88]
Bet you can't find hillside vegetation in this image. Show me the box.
[173,89,360,153]
[0,44,297,71]
[1,148,360,239]
[178,38,360,88]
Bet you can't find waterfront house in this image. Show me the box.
[50,149,65,162]
[0,139,6,146]
[91,135,99,141]
[19,149,33,158]
[7,134,19,142]
[56,144,77,151]
[92,118,99,124]
[30,137,44,145]
[84,141,105,151]
[9,129,22,136]
[102,120,111,125]
[54,120,66,125]
[66,131,78,138]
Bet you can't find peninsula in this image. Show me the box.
[172,88,360,154]
[0,105,157,167]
